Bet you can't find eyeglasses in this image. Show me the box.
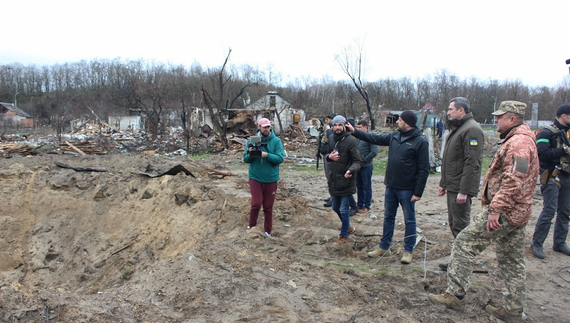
[261,126,271,129]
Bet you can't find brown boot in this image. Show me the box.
[367,247,390,258]
[428,292,466,310]
[400,252,413,264]
[332,236,347,246]
[485,305,523,323]
[348,226,356,235]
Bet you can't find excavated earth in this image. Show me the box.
[1,146,570,322]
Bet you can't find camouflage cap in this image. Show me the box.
[492,100,526,116]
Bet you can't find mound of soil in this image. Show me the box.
[1,148,569,322]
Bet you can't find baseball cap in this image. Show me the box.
[258,118,271,127]
[492,101,526,116]
[556,103,570,116]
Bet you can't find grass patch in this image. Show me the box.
[472,281,489,289]
[375,267,390,276]
[372,150,388,176]
[323,260,392,277]
[324,262,371,273]
[481,156,492,176]
[284,162,321,176]
[121,266,134,279]
[407,266,424,274]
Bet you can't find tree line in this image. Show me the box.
[1,57,569,138]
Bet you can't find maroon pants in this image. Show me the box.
[248,179,277,234]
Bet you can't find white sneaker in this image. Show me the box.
[264,232,271,237]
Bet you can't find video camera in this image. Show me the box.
[248,136,267,158]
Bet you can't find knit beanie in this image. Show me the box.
[399,111,417,128]
[331,115,346,126]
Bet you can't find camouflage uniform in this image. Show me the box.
[445,101,540,314]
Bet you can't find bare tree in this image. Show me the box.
[109,60,175,137]
[336,41,375,129]
[200,49,248,149]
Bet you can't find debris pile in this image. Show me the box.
[0,119,321,158]
[56,140,108,155]
[0,143,41,157]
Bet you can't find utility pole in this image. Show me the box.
[491,95,497,125]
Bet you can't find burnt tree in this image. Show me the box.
[200,49,248,149]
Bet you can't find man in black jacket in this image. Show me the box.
[531,103,570,258]
[346,111,430,264]
[326,115,361,246]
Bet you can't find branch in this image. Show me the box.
[221,48,232,71]
[218,48,232,102]
[227,84,249,110]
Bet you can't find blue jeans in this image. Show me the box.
[331,195,351,237]
[357,165,373,209]
[349,195,357,210]
[380,187,416,253]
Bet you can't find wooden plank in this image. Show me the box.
[64,141,87,156]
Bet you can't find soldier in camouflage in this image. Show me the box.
[429,101,540,323]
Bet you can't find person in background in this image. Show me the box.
[326,115,361,246]
[428,101,539,323]
[437,97,484,271]
[346,111,429,264]
[531,103,570,258]
[436,119,444,138]
[243,118,284,237]
[355,120,377,213]
[320,113,336,207]
[346,118,363,216]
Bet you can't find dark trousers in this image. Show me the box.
[446,191,472,238]
[532,174,570,249]
[248,179,278,234]
[356,165,373,209]
[323,159,332,199]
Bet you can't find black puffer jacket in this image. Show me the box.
[326,131,361,196]
[353,127,429,197]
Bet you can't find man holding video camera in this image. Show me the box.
[243,118,284,237]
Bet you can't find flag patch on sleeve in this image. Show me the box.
[469,138,479,147]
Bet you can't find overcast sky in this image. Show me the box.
[2,0,569,87]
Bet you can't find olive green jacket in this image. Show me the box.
[439,113,484,197]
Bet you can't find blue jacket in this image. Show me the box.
[353,128,429,197]
[243,129,284,183]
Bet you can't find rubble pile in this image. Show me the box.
[56,140,108,155]
[0,143,41,157]
[0,120,321,158]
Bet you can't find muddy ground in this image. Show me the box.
[1,141,570,322]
